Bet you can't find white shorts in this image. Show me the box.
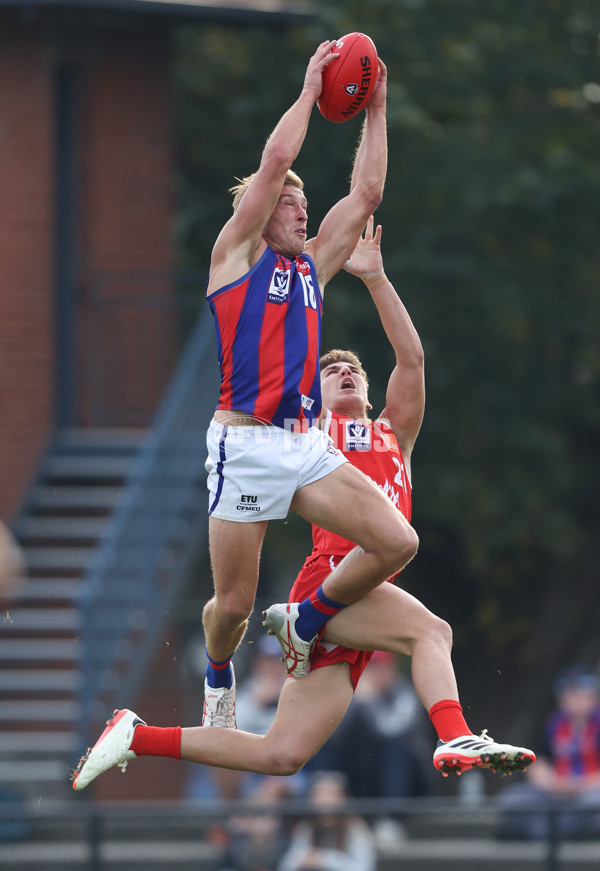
[206,419,347,522]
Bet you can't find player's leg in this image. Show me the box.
[322,584,535,776]
[322,582,456,710]
[202,516,267,727]
[72,663,354,790]
[182,661,354,774]
[204,516,267,662]
[204,420,301,703]
[265,463,418,676]
[291,461,419,603]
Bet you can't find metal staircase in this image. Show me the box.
[1,429,145,796]
[0,310,217,800]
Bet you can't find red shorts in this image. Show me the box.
[289,553,373,691]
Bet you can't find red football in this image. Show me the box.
[317,32,379,123]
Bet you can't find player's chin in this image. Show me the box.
[292,237,306,254]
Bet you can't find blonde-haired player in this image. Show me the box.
[73,220,534,790]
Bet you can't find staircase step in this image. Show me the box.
[0,700,80,723]
[3,429,149,798]
[0,731,76,753]
[29,485,124,513]
[0,607,79,633]
[55,427,146,449]
[15,517,109,544]
[0,759,70,783]
[42,455,137,482]
[0,669,80,693]
[23,547,93,573]
[0,639,81,663]
[1,579,81,603]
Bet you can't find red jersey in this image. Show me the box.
[311,410,412,557]
[289,409,413,689]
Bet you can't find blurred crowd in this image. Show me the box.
[496,664,600,841]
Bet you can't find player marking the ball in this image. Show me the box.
[199,36,425,731]
[72,219,535,791]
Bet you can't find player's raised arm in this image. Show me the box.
[307,58,388,290]
[343,217,425,466]
[208,41,337,292]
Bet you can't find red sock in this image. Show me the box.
[429,699,472,742]
[130,725,182,760]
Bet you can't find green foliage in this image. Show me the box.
[174,1,600,730]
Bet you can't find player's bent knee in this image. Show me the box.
[438,616,453,651]
[269,752,306,777]
[427,614,453,652]
[269,743,312,776]
[403,526,419,560]
[382,525,419,574]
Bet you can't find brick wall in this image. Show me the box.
[78,26,176,427]
[0,17,54,519]
[0,14,177,517]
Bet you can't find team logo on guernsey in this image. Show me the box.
[296,258,311,275]
[345,420,371,451]
[268,268,291,303]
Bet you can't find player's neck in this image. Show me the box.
[332,403,370,422]
[262,236,302,260]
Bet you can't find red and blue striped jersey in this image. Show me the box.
[208,247,323,429]
[545,707,600,777]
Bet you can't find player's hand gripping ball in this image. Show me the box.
[318,32,379,123]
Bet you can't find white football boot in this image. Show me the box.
[72,709,145,790]
[262,602,317,678]
[203,664,237,728]
[433,729,536,776]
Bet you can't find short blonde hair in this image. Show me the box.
[229,169,304,212]
[319,349,369,390]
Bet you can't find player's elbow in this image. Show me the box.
[410,345,425,372]
[262,142,294,175]
[362,185,383,215]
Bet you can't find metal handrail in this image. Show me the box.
[77,308,218,746]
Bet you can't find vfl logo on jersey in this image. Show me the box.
[345,83,359,96]
[268,268,290,304]
[345,420,371,451]
[301,394,315,410]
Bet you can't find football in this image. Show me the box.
[317,32,379,123]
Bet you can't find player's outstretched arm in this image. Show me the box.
[344,217,425,462]
[308,58,388,289]
[210,41,337,279]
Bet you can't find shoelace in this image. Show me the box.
[204,691,236,727]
